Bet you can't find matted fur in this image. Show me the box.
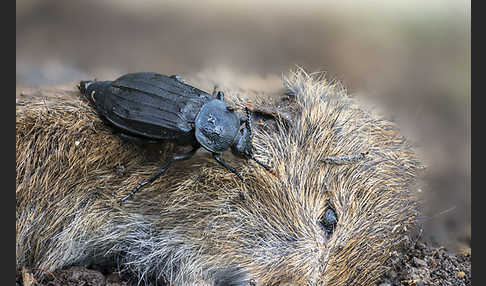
[16,69,423,285]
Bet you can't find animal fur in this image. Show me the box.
[16,69,423,285]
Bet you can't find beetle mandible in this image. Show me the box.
[78,72,272,202]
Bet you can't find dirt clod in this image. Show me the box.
[377,239,471,286]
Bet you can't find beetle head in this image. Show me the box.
[231,123,253,159]
[195,99,241,154]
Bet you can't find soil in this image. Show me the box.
[376,240,471,286]
[17,237,470,286]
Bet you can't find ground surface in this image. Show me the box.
[376,240,471,286]
[17,238,471,286]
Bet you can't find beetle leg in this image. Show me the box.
[78,80,93,94]
[211,84,225,101]
[212,85,219,97]
[217,91,225,101]
[213,154,244,182]
[320,152,368,165]
[249,155,271,171]
[120,147,199,203]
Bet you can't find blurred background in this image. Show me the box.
[16,0,470,252]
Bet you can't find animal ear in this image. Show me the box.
[211,85,219,97]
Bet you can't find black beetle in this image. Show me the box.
[78,72,272,202]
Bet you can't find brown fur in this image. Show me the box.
[16,69,423,285]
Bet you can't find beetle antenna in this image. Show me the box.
[217,91,225,101]
[245,107,253,139]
